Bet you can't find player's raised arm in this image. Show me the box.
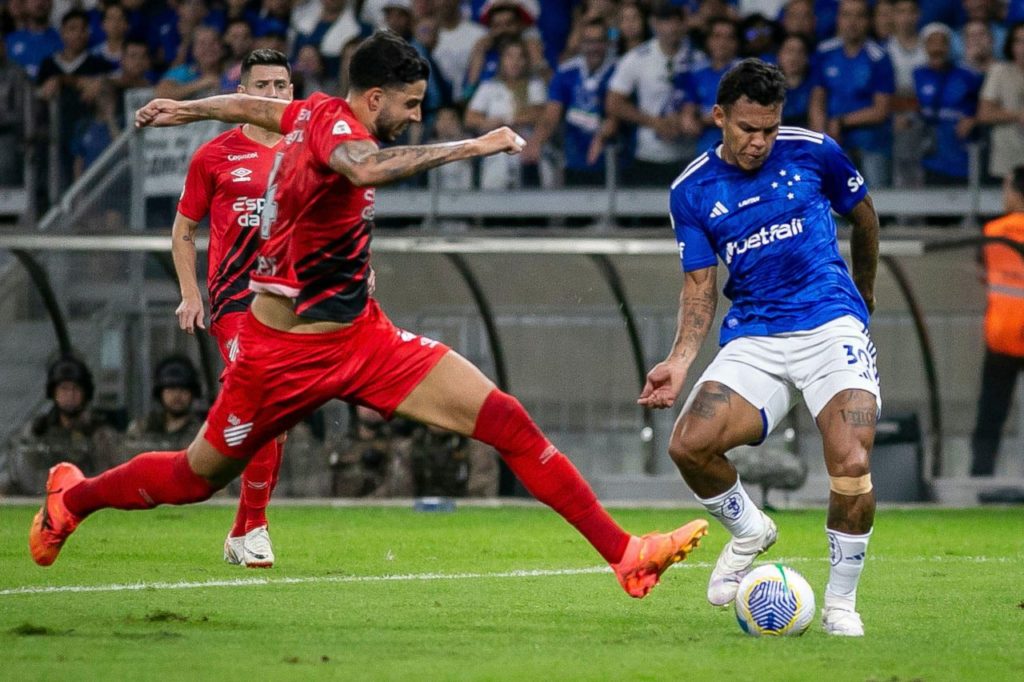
[135,94,289,132]
[638,265,718,409]
[327,127,525,188]
[845,193,880,313]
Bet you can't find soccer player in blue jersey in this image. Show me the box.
[641,58,881,637]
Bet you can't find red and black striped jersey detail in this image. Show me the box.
[250,93,377,323]
[177,127,283,323]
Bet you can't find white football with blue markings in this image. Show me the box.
[735,563,815,637]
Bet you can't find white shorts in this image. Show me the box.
[682,315,881,443]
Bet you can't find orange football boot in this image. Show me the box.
[29,462,85,566]
[612,519,709,598]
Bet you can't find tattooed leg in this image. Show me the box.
[668,382,764,498]
[816,389,877,533]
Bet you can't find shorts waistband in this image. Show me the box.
[244,305,372,344]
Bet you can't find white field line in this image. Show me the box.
[0,555,1016,598]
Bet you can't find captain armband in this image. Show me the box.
[829,474,873,496]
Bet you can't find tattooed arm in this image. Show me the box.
[135,94,288,132]
[638,265,718,409]
[327,127,525,187]
[846,194,879,314]
[170,211,205,335]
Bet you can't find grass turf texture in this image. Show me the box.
[1,505,1021,681]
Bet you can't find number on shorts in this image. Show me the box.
[843,341,879,383]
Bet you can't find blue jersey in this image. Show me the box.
[812,37,895,154]
[913,64,982,179]
[5,28,61,80]
[669,127,869,345]
[548,56,616,171]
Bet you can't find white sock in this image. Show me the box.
[696,478,765,539]
[824,528,872,611]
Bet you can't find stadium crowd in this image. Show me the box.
[3,0,1024,194]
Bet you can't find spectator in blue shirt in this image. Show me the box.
[781,0,818,48]
[778,33,814,126]
[913,22,983,186]
[464,1,547,100]
[951,0,1006,66]
[683,17,741,153]
[71,79,119,179]
[92,3,130,71]
[5,0,62,80]
[154,24,226,99]
[810,0,895,187]
[149,0,214,70]
[522,18,618,186]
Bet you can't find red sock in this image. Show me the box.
[472,389,630,564]
[240,439,282,533]
[64,450,216,519]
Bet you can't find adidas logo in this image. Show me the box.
[709,201,729,218]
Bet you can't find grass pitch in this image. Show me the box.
[1,504,1021,681]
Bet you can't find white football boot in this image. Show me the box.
[242,526,275,568]
[707,511,778,606]
[821,606,865,636]
[223,535,244,565]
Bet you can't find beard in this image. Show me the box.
[375,110,408,142]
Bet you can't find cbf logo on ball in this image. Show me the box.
[722,493,744,520]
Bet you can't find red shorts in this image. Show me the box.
[209,312,246,366]
[204,299,449,459]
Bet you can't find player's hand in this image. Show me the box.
[477,126,526,156]
[135,98,188,128]
[367,267,376,296]
[637,359,688,409]
[175,296,206,335]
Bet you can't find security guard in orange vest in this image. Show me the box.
[971,166,1024,476]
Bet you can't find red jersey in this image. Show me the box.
[177,127,283,322]
[250,92,376,322]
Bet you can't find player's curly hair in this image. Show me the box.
[716,58,786,109]
[348,30,430,92]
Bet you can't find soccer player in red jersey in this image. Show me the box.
[31,32,708,598]
[171,49,294,568]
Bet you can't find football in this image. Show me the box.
[734,564,815,637]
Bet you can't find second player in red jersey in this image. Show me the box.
[170,49,294,568]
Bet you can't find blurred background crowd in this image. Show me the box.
[0,353,501,498]
[4,0,1024,198]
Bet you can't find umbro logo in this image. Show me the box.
[709,201,729,219]
[231,168,252,182]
